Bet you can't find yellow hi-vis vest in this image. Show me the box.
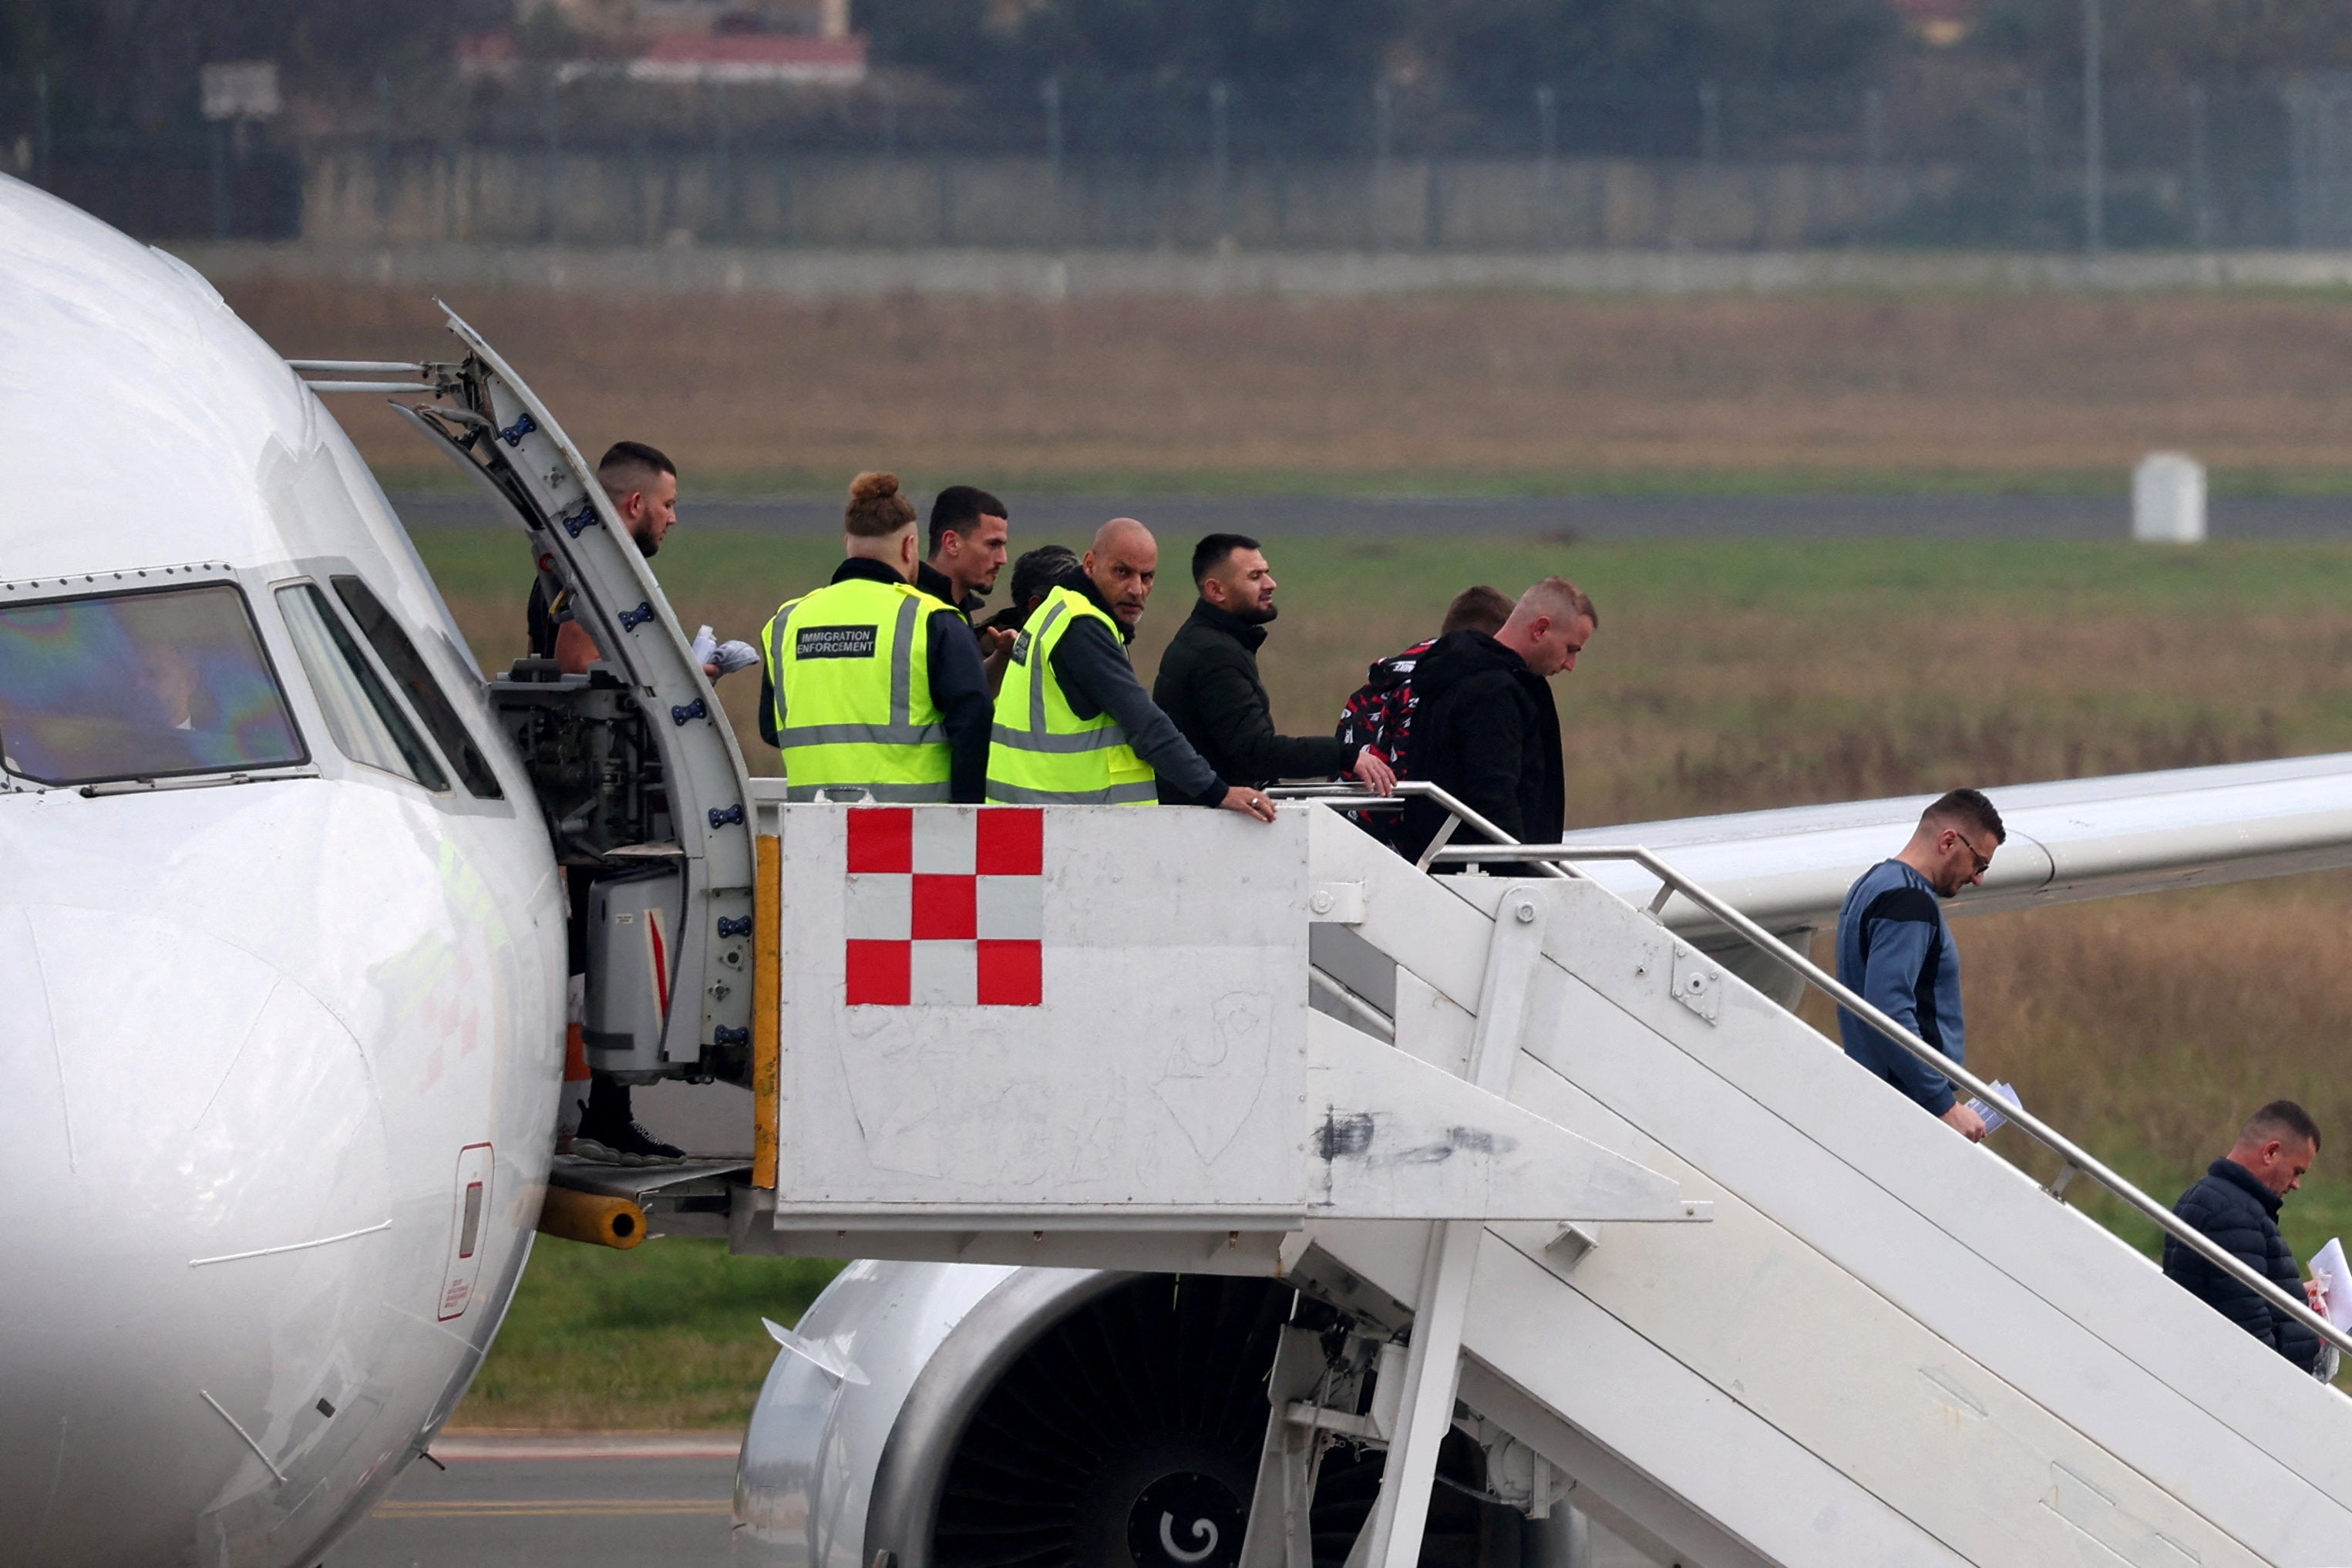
[762,574,958,801]
[986,585,1156,806]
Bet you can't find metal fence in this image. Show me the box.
[15,69,2352,251]
[0,72,304,239]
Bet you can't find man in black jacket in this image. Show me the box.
[2164,1100,2330,1375]
[977,545,1080,639]
[917,485,1017,691]
[1152,533,1396,805]
[1395,576,1596,870]
[915,484,1009,628]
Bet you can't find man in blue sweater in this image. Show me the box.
[1834,788,2007,1142]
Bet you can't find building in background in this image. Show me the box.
[20,0,2352,251]
[461,0,867,86]
[529,0,852,41]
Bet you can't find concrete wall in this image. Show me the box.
[302,145,1954,251]
[185,240,2352,302]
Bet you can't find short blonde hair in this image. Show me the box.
[1518,575,1597,629]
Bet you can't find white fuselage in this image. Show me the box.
[0,177,567,1565]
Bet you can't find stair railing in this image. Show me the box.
[1276,781,2352,1362]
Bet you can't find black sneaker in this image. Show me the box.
[572,1115,685,1167]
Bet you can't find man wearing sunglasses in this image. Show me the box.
[1834,789,2007,1142]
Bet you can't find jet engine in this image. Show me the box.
[735,1263,1566,1568]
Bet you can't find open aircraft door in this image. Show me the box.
[295,318,758,1087]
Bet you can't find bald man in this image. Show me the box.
[988,518,1275,819]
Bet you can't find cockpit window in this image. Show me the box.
[330,575,503,800]
[275,583,449,792]
[0,584,307,786]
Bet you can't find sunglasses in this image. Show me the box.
[1950,832,1994,875]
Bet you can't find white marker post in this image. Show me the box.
[2133,452,2207,543]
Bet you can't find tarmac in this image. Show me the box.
[327,1429,1664,1568]
[329,1432,741,1568]
[390,488,2352,543]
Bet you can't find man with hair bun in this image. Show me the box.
[1395,575,1597,872]
[2165,1100,2332,1375]
[1833,789,2007,1142]
[758,472,992,805]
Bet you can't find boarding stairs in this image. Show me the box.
[1296,799,2352,1568]
[733,788,2352,1568]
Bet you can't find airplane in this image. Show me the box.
[6,169,2351,1568]
[0,173,752,1566]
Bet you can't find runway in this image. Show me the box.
[390,489,2352,542]
[329,1433,741,1568]
[327,1430,1664,1568]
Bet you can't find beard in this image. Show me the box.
[1231,599,1279,626]
[632,523,660,558]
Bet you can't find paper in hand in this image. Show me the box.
[2313,1238,2352,1331]
[692,625,761,677]
[1964,1080,2024,1136]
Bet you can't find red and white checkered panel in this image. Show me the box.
[843,806,1045,1005]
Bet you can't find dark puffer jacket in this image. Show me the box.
[2162,1157,2324,1373]
[1393,629,1563,870]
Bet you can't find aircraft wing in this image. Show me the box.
[1553,751,2352,936]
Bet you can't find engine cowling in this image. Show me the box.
[733,1263,1550,1568]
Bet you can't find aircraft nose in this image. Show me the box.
[0,903,395,1567]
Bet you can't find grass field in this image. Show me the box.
[457,1244,840,1430]
[439,527,2352,1424]
[233,283,2352,495]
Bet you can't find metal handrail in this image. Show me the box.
[1420,839,2352,1361]
[286,358,456,395]
[286,359,427,373]
[1309,967,1396,1041]
[1270,781,1574,879]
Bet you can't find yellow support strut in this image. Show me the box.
[753,832,781,1192]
